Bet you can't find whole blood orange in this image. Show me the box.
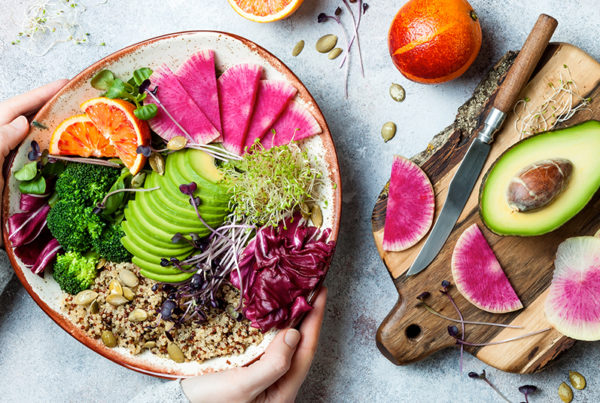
[388,0,482,84]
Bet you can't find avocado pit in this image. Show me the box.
[506,158,573,212]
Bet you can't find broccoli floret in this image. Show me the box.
[93,224,132,263]
[47,199,105,253]
[53,251,98,294]
[55,163,120,205]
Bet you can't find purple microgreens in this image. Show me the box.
[170,231,208,250]
[519,385,538,403]
[341,0,365,77]
[339,0,368,72]
[94,186,160,213]
[138,78,151,94]
[468,370,511,403]
[317,8,351,98]
[185,143,242,162]
[449,327,552,347]
[136,145,153,157]
[416,295,523,328]
[440,281,465,373]
[47,154,121,168]
[363,2,369,12]
[334,6,342,15]
[28,141,42,161]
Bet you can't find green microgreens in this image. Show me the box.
[90,68,157,120]
[221,142,324,227]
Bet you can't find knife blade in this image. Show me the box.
[406,14,558,277]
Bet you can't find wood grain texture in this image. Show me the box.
[372,43,600,373]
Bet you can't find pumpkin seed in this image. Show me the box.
[128,308,148,322]
[167,343,185,363]
[143,341,156,349]
[316,34,338,53]
[131,172,146,188]
[108,279,123,296]
[300,202,312,220]
[381,122,397,142]
[149,152,165,175]
[558,382,573,403]
[88,299,99,314]
[569,371,586,390]
[164,321,175,331]
[167,136,188,151]
[292,40,305,57]
[311,204,323,228]
[96,258,107,270]
[106,294,128,306]
[328,48,343,60]
[123,287,135,301]
[74,290,98,305]
[389,83,406,102]
[101,330,117,348]
[119,269,139,288]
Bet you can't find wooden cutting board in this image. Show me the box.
[371,43,600,374]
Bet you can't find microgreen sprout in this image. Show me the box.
[221,143,324,227]
[47,154,121,168]
[440,280,465,372]
[468,370,511,403]
[28,141,42,161]
[448,326,552,347]
[341,0,366,76]
[514,64,592,139]
[93,186,159,214]
[519,384,538,403]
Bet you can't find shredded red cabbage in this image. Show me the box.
[8,193,60,274]
[8,203,50,247]
[230,215,335,331]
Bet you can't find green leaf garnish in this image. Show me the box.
[15,161,38,181]
[19,175,46,195]
[132,67,153,86]
[91,70,116,91]
[134,103,158,120]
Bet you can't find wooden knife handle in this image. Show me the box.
[493,14,558,113]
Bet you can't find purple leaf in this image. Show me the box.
[31,239,62,274]
[8,204,50,247]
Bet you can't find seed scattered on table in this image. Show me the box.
[389,83,406,102]
[316,34,338,53]
[292,40,305,56]
[381,122,397,142]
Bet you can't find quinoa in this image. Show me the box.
[61,262,263,363]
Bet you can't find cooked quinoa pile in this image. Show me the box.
[61,262,263,363]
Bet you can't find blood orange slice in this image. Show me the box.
[81,97,150,175]
[228,0,304,23]
[49,114,117,158]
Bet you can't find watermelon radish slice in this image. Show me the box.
[452,224,523,313]
[260,102,322,149]
[382,156,434,251]
[545,236,600,341]
[218,64,262,154]
[148,65,219,144]
[243,80,297,153]
[176,50,222,134]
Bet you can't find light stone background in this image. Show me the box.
[1,0,599,401]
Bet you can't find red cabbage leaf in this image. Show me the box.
[231,215,335,331]
[8,204,50,247]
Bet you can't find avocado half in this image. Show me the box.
[479,120,600,236]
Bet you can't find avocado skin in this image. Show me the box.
[479,120,600,236]
[121,149,231,282]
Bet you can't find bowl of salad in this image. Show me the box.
[2,31,341,378]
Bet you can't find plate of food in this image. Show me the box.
[2,31,341,378]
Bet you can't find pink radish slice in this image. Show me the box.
[218,64,262,155]
[148,65,219,144]
[260,101,322,149]
[382,156,434,251]
[176,50,222,134]
[243,80,297,153]
[452,224,523,313]
[545,236,600,341]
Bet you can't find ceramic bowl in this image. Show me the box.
[2,31,341,378]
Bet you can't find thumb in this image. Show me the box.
[0,116,29,158]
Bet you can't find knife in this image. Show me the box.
[406,14,558,277]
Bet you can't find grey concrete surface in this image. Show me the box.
[1,0,600,401]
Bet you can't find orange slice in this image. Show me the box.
[49,114,117,158]
[228,0,304,23]
[81,97,150,175]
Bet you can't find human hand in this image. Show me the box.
[181,287,328,403]
[0,79,68,244]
